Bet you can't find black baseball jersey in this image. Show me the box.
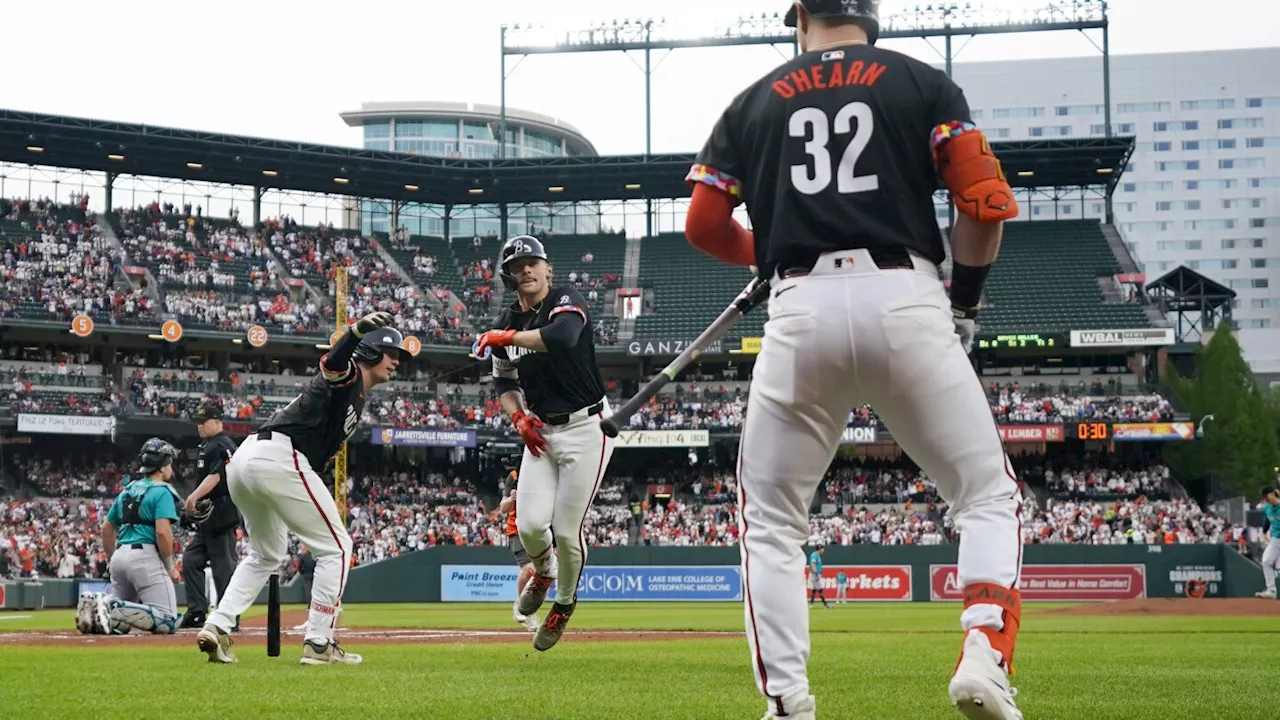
[689,43,971,280]
[259,357,365,472]
[195,434,237,500]
[492,287,606,416]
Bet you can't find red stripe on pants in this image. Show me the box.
[569,415,609,602]
[293,449,347,620]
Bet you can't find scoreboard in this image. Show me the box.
[1066,421,1111,441]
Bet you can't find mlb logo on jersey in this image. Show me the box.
[821,50,845,62]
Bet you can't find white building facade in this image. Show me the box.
[950,47,1280,369]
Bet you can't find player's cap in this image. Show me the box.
[498,235,548,291]
[783,0,880,44]
[193,403,222,423]
[1262,486,1277,497]
[354,327,413,364]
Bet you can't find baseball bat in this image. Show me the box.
[267,573,280,657]
[600,275,771,438]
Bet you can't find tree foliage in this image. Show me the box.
[1166,329,1280,497]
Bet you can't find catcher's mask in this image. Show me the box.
[137,438,177,475]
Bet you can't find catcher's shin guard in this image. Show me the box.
[107,598,178,635]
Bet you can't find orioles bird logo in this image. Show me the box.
[1185,579,1208,598]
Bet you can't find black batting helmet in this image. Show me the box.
[784,0,880,44]
[498,235,549,291]
[138,437,178,475]
[353,327,413,364]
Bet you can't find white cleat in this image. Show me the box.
[197,623,238,664]
[75,592,97,634]
[761,693,816,720]
[949,630,1023,720]
[300,638,363,665]
[94,594,111,634]
[1256,589,1276,599]
[513,601,539,632]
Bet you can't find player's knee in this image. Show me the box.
[552,529,581,554]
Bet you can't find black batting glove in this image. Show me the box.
[354,311,394,338]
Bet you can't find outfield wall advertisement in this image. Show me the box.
[441,565,742,602]
[929,564,1147,601]
[809,565,913,601]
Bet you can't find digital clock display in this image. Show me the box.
[1070,422,1110,441]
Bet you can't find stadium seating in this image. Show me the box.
[636,233,765,340]
[980,220,1153,333]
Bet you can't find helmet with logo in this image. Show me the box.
[498,235,549,291]
[138,437,178,475]
[353,327,414,364]
[784,0,880,45]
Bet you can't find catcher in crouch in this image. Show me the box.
[77,439,211,635]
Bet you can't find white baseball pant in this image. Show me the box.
[1262,537,1280,592]
[738,249,1023,713]
[207,432,353,645]
[517,397,616,605]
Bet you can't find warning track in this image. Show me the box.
[0,627,740,648]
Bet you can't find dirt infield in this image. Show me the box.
[0,625,739,648]
[1043,598,1280,616]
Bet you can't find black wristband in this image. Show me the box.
[949,262,991,311]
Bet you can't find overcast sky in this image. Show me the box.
[4,0,1275,157]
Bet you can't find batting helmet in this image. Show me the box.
[498,235,549,291]
[784,0,880,45]
[138,438,178,475]
[353,327,414,364]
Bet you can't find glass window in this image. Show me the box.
[1153,141,1172,151]
[1251,258,1267,268]
[1218,139,1237,150]
[1119,123,1134,133]
[1157,240,1178,251]
[1254,238,1266,248]
[365,139,390,151]
[523,130,562,156]
[1056,126,1071,136]
[1181,99,1235,110]
[1188,260,1200,270]
[363,122,391,139]
[1156,201,1172,212]
[1028,127,1044,137]
[1186,200,1201,211]
[1062,204,1074,215]
[1224,259,1238,269]
[1253,299,1277,309]
[971,110,984,120]
[1222,239,1237,249]
[1118,102,1171,113]
[463,122,494,141]
[1253,278,1270,288]
[1056,104,1105,116]
[1122,183,1136,192]
[1183,140,1201,151]
[1186,240,1202,250]
[989,128,1011,138]
[1249,177,1280,188]
[1153,121,1168,132]
[992,107,1045,118]
[1246,97,1280,108]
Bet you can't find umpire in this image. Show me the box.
[178,403,241,629]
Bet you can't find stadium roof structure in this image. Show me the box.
[0,109,1135,206]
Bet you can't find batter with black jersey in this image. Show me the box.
[472,234,616,653]
[179,403,241,629]
[685,2,1024,719]
[196,311,409,667]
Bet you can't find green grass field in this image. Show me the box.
[2,602,1277,719]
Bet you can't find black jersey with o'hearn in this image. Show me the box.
[491,287,606,417]
[196,434,237,500]
[259,331,366,471]
[689,44,972,281]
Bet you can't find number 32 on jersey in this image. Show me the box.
[789,101,879,195]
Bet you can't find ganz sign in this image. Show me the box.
[627,338,723,356]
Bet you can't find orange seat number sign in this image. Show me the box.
[71,315,95,337]
[329,330,344,347]
[404,336,422,357]
[247,325,269,347]
[161,320,183,342]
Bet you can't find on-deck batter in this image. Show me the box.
[473,234,616,652]
[196,312,408,666]
[684,2,1025,718]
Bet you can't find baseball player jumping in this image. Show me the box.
[1256,486,1280,599]
[196,312,410,666]
[472,235,616,652]
[498,464,540,631]
[80,439,185,635]
[686,2,1024,718]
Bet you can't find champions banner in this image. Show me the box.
[17,413,116,436]
[371,428,477,448]
[440,565,742,602]
[1112,422,1195,442]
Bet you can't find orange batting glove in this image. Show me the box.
[512,410,547,458]
[475,329,517,357]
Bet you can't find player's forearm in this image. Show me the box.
[155,522,175,571]
[949,214,1003,311]
[499,389,526,419]
[685,185,756,266]
[508,330,548,353]
[101,522,117,556]
[189,473,222,503]
[323,329,362,373]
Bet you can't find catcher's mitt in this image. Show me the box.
[181,498,215,528]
